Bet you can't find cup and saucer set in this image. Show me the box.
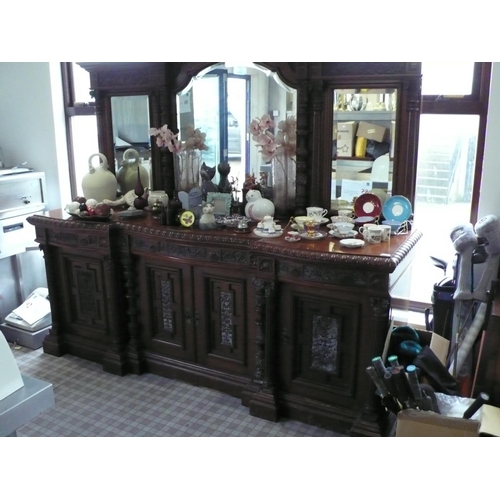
[289,207,329,241]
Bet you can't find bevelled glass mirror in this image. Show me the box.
[332,88,397,212]
[111,95,151,187]
[174,63,297,214]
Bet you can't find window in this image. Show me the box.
[61,63,98,200]
[393,62,492,310]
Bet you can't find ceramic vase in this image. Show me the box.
[148,190,169,207]
[174,150,202,193]
[133,167,148,209]
[117,148,150,194]
[271,151,296,216]
[81,153,118,202]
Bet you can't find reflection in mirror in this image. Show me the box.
[176,63,296,207]
[111,95,151,188]
[332,88,397,212]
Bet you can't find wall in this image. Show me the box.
[0,62,68,211]
[478,62,500,219]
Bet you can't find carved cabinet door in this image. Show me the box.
[278,282,363,408]
[192,265,255,377]
[137,256,196,362]
[57,249,113,345]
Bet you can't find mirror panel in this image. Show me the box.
[111,95,151,188]
[176,63,297,203]
[332,88,397,211]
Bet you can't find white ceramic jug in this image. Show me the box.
[116,148,150,194]
[81,153,118,202]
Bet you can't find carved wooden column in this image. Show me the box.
[350,295,391,437]
[37,240,67,357]
[118,232,146,375]
[248,276,279,421]
[100,225,130,375]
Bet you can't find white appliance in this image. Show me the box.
[5,287,51,332]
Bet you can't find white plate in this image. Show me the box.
[285,236,301,242]
[329,230,358,239]
[298,231,327,240]
[253,228,283,238]
[339,238,365,248]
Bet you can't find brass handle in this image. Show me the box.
[184,309,192,324]
[194,310,200,327]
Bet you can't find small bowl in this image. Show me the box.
[332,222,355,233]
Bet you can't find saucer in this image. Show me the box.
[253,228,283,238]
[299,231,327,240]
[328,230,358,239]
[285,235,301,242]
[339,238,365,248]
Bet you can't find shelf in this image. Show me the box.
[334,111,396,121]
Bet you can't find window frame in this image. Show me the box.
[61,62,96,199]
[420,62,492,224]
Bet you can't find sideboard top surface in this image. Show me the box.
[27,209,422,271]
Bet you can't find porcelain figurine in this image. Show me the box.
[199,202,217,230]
[244,189,275,221]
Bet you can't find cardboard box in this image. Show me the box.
[357,121,387,143]
[396,404,500,437]
[382,326,450,367]
[336,121,357,156]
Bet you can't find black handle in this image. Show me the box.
[463,392,489,419]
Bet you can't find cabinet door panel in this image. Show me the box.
[61,252,110,342]
[194,267,250,374]
[140,259,195,361]
[280,284,360,404]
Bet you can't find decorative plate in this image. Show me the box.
[253,228,284,238]
[328,230,358,239]
[382,195,412,222]
[179,210,195,228]
[298,231,327,240]
[339,238,365,248]
[285,235,301,242]
[354,193,382,218]
[65,209,113,222]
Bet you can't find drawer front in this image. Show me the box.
[0,211,41,259]
[0,173,45,218]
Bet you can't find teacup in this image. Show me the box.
[358,223,378,236]
[292,216,314,230]
[379,224,391,242]
[303,219,320,235]
[362,226,383,244]
[306,206,328,222]
[332,222,355,235]
[338,209,353,218]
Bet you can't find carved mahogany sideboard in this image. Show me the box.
[28,210,421,436]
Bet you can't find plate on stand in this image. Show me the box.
[299,231,327,240]
[354,193,382,218]
[382,195,412,222]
